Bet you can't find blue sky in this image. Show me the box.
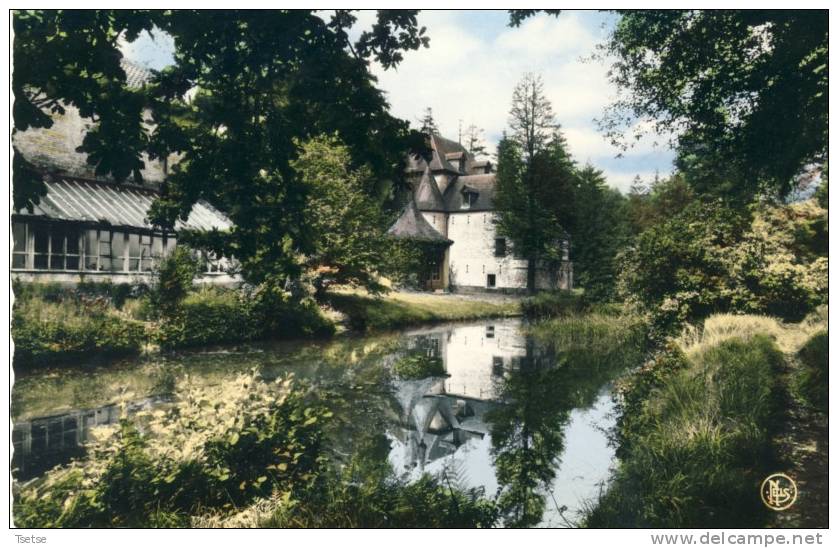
[122,10,675,193]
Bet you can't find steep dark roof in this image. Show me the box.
[387,199,451,244]
[414,167,447,212]
[466,159,492,174]
[443,173,496,212]
[406,133,493,176]
[403,132,498,212]
[428,134,464,174]
[432,134,468,158]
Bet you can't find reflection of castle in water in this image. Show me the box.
[389,320,527,473]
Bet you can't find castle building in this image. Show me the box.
[11,60,236,285]
[388,134,573,293]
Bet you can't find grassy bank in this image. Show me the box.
[11,283,335,367]
[585,308,827,528]
[11,284,147,368]
[325,290,520,332]
[12,282,522,368]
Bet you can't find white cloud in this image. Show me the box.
[366,10,676,191]
[494,11,597,58]
[119,29,174,70]
[122,10,676,192]
[562,126,619,161]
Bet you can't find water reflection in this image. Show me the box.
[12,318,626,527]
[12,396,165,480]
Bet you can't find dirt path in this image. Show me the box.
[770,361,829,528]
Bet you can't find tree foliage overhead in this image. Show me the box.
[12,10,157,209]
[13,9,431,289]
[144,10,432,287]
[599,10,828,198]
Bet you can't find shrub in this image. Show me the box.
[617,198,827,335]
[12,296,146,368]
[247,283,335,339]
[156,288,258,350]
[149,246,199,317]
[13,280,148,309]
[793,330,828,412]
[76,280,149,309]
[14,373,329,527]
[155,286,335,350]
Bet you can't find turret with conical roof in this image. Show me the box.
[414,166,447,212]
[386,197,451,245]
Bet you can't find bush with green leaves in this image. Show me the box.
[12,294,146,368]
[618,198,827,337]
[149,246,199,317]
[155,287,258,350]
[14,373,330,527]
[155,284,334,350]
[246,282,335,340]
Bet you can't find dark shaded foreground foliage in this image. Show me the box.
[793,331,828,412]
[264,432,497,528]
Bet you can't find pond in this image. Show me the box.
[12,317,635,527]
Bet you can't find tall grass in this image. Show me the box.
[520,290,586,319]
[12,291,147,368]
[585,335,785,528]
[677,305,827,356]
[529,312,648,371]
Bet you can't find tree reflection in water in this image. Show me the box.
[488,327,643,527]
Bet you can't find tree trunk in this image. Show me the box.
[527,256,536,294]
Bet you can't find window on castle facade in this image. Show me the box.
[460,191,478,209]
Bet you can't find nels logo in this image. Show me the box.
[760,473,798,511]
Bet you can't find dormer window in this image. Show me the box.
[461,190,478,209]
